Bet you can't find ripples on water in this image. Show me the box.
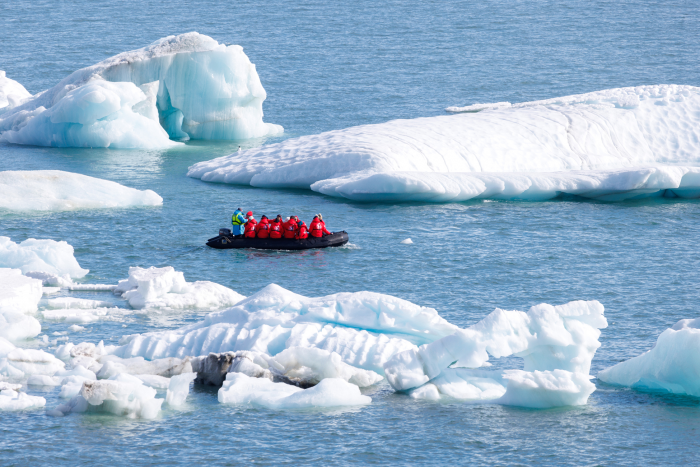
[2,0,700,464]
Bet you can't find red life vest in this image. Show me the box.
[283,221,297,239]
[296,223,309,239]
[244,219,257,238]
[256,219,270,238]
[269,221,282,239]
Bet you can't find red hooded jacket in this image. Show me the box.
[269,220,283,239]
[244,218,257,238]
[296,222,309,239]
[255,218,270,238]
[283,219,298,239]
[309,218,331,238]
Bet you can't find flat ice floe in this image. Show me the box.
[0,170,163,211]
[0,236,88,280]
[598,318,700,397]
[189,85,700,202]
[0,33,282,148]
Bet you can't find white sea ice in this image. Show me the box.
[218,373,371,409]
[0,70,32,111]
[51,378,164,419]
[0,268,43,314]
[0,237,88,279]
[0,33,282,148]
[114,266,245,310]
[188,85,700,202]
[445,101,512,113]
[0,387,46,411]
[113,284,456,375]
[0,347,66,380]
[0,171,163,212]
[384,300,606,392]
[400,238,413,245]
[165,372,196,406]
[598,318,700,397]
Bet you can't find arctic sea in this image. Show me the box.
[2,0,700,464]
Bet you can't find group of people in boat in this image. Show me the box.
[231,209,331,240]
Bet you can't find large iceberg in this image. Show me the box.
[0,71,32,112]
[0,33,282,148]
[598,318,700,397]
[188,85,700,202]
[0,170,163,211]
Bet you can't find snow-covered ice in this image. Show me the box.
[0,385,46,411]
[188,85,700,202]
[114,266,245,310]
[445,101,512,113]
[0,268,43,314]
[0,70,32,111]
[598,318,700,397]
[400,238,413,245]
[0,237,88,279]
[0,33,282,148]
[218,373,371,409]
[0,171,163,211]
[113,284,456,374]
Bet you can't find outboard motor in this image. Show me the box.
[219,228,232,236]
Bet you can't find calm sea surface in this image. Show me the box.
[1,0,700,464]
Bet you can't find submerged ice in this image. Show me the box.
[0,170,163,211]
[0,33,282,148]
[189,85,700,202]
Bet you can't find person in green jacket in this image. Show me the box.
[231,208,246,236]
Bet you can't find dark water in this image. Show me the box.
[2,0,700,465]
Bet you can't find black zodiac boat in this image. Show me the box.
[206,229,349,250]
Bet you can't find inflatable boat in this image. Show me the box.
[206,230,349,250]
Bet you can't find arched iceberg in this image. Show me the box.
[0,33,282,148]
[188,85,700,202]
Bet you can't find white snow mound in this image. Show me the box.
[0,237,88,279]
[218,373,371,409]
[114,266,245,310]
[598,318,700,397]
[0,171,163,211]
[188,85,700,202]
[0,33,282,148]
[0,70,32,111]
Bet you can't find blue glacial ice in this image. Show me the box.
[188,85,700,202]
[0,33,282,148]
[598,318,700,397]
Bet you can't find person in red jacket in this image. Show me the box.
[309,215,331,238]
[255,215,270,238]
[244,213,257,238]
[296,220,309,239]
[269,215,283,239]
[283,216,298,239]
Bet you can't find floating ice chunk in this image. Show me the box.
[45,297,114,309]
[0,171,163,212]
[0,310,41,342]
[384,300,606,391]
[445,102,512,113]
[165,372,196,406]
[24,271,73,287]
[0,237,88,279]
[188,85,700,202]
[598,318,700,397]
[113,284,454,374]
[0,33,282,149]
[0,268,43,314]
[400,238,413,244]
[218,373,371,409]
[42,287,61,295]
[68,325,86,332]
[114,266,245,310]
[0,71,32,111]
[409,369,507,401]
[67,284,117,292]
[1,348,66,379]
[135,374,171,389]
[270,347,383,388]
[497,370,596,408]
[53,379,164,419]
[41,307,129,324]
[0,387,46,411]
